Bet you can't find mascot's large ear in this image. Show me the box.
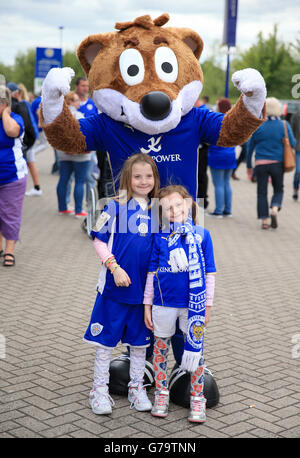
[165,27,204,60]
[77,33,114,76]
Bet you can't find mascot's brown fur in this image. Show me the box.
[41,13,265,153]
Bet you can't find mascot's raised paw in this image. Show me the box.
[42,67,75,124]
[232,68,267,119]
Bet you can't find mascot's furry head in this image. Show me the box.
[77,13,204,134]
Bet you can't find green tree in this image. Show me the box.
[12,49,35,92]
[0,63,13,85]
[290,35,300,63]
[201,59,226,104]
[231,25,298,99]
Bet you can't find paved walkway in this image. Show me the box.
[0,146,299,438]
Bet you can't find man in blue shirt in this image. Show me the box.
[75,77,98,117]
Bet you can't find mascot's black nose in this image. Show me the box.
[140,91,171,121]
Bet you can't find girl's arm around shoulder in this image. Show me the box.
[146,232,161,273]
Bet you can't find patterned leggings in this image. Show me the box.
[153,336,204,396]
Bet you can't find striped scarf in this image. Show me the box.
[168,216,206,372]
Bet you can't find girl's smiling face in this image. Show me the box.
[160,192,191,223]
[131,162,155,199]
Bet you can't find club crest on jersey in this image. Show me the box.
[90,322,103,336]
[138,222,148,236]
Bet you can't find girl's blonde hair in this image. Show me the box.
[158,184,200,224]
[116,153,160,203]
[18,83,29,102]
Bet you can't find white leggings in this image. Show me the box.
[93,346,146,389]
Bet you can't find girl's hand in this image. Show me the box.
[247,168,253,180]
[112,266,131,287]
[144,305,153,331]
[205,306,211,327]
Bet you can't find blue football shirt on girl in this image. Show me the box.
[148,226,216,308]
[0,112,27,185]
[90,198,159,304]
[78,107,224,199]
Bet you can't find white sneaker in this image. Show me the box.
[188,395,206,423]
[128,382,152,411]
[26,188,42,196]
[151,388,169,417]
[89,386,115,415]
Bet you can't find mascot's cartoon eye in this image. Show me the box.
[155,47,178,83]
[119,48,145,86]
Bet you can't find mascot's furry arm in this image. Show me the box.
[40,13,266,153]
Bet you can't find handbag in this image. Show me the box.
[282,120,296,172]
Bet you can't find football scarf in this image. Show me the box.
[168,216,206,372]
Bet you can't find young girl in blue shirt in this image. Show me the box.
[144,185,216,423]
[84,154,160,415]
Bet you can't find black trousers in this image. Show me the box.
[255,162,284,219]
[197,143,209,208]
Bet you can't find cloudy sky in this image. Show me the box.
[1,0,300,67]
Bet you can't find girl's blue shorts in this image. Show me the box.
[83,292,150,348]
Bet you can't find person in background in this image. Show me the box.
[207,98,237,218]
[0,85,28,266]
[290,108,300,201]
[6,82,40,197]
[247,97,296,230]
[195,95,210,209]
[74,77,99,203]
[30,92,49,155]
[17,83,43,197]
[231,141,247,180]
[56,91,91,217]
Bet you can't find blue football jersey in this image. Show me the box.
[148,227,216,308]
[78,98,98,118]
[79,107,224,199]
[90,198,159,304]
[0,112,27,185]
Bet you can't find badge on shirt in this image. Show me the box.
[90,322,103,337]
[138,222,148,236]
[93,211,111,232]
